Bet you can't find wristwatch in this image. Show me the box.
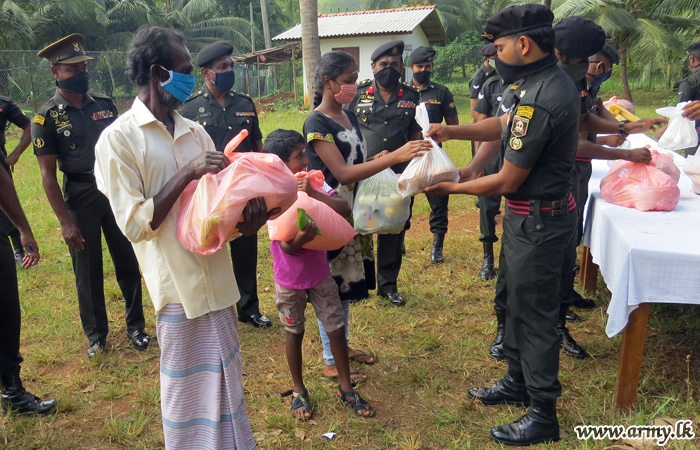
[619,120,630,136]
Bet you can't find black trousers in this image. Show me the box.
[478,155,502,244]
[376,198,414,295]
[64,180,144,343]
[426,194,449,235]
[559,165,584,308]
[0,235,23,374]
[0,151,21,252]
[501,206,578,402]
[229,233,260,317]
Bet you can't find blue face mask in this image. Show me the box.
[588,70,612,89]
[159,65,196,104]
[209,69,235,92]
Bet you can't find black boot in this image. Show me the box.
[489,309,506,361]
[477,243,496,280]
[558,307,589,359]
[490,399,560,446]
[1,366,57,416]
[430,233,445,264]
[468,371,530,407]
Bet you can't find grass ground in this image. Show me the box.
[2,85,699,450]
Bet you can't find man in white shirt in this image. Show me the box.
[95,25,275,449]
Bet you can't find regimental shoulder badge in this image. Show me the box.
[92,110,114,121]
[235,111,256,117]
[33,137,45,148]
[306,132,334,144]
[516,106,534,120]
[398,100,415,109]
[511,116,529,138]
[449,102,455,109]
[33,115,45,126]
[477,92,484,99]
[509,137,522,150]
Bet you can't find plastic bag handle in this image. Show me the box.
[294,170,326,190]
[223,129,250,159]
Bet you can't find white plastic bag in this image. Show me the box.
[683,152,700,195]
[396,104,459,198]
[353,168,411,234]
[607,138,632,167]
[656,102,698,151]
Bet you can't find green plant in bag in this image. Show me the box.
[296,208,322,235]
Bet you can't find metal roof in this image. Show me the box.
[272,6,447,44]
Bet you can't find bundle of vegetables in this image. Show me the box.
[353,168,411,234]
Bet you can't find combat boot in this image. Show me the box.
[558,307,589,359]
[468,370,530,407]
[477,243,496,280]
[490,399,560,445]
[430,233,445,263]
[1,366,57,416]
[489,309,506,361]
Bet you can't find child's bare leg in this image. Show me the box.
[285,330,309,418]
[326,327,353,393]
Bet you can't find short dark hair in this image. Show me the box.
[263,129,305,162]
[518,26,555,54]
[126,25,186,86]
[690,51,700,60]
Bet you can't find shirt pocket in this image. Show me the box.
[355,105,373,123]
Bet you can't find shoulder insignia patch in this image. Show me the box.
[307,132,334,143]
[449,102,455,108]
[516,106,534,120]
[33,115,45,125]
[357,79,371,86]
[33,137,45,148]
[511,116,529,137]
[510,85,518,90]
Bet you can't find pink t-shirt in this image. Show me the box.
[270,183,335,290]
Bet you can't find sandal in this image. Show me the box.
[323,366,365,384]
[348,349,375,365]
[281,389,313,420]
[337,387,375,418]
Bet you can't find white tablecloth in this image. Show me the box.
[582,133,700,337]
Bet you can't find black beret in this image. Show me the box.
[480,43,497,56]
[371,40,404,62]
[410,46,436,64]
[554,16,606,58]
[196,40,234,67]
[688,42,700,53]
[598,43,620,65]
[482,5,554,42]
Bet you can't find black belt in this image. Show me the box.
[506,193,576,217]
[64,172,96,183]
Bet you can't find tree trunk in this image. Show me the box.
[260,0,272,49]
[541,0,551,8]
[619,46,633,101]
[299,0,321,106]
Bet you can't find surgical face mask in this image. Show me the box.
[558,60,589,82]
[56,71,90,94]
[375,67,401,89]
[331,80,357,104]
[412,69,431,85]
[209,69,235,92]
[159,65,196,104]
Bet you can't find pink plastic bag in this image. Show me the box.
[650,150,680,184]
[176,134,298,255]
[267,170,357,251]
[601,160,680,212]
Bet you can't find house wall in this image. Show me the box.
[301,27,430,102]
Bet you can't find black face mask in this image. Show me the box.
[375,67,401,88]
[412,70,432,85]
[56,71,90,94]
[494,53,558,85]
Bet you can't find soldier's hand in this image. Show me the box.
[682,100,700,121]
[4,151,20,168]
[424,181,460,196]
[425,124,451,143]
[624,146,652,164]
[393,140,432,163]
[459,166,480,182]
[62,221,85,251]
[237,197,281,236]
[187,151,229,180]
[368,150,390,161]
[19,230,39,268]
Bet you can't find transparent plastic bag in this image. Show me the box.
[353,168,411,234]
[601,160,680,212]
[396,104,459,198]
[176,132,298,255]
[267,170,357,251]
[650,150,680,184]
[683,152,700,195]
[656,102,699,151]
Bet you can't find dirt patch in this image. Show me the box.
[255,93,297,113]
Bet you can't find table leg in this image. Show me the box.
[580,246,598,294]
[613,303,651,411]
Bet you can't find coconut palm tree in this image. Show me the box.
[299,0,320,105]
[554,0,700,100]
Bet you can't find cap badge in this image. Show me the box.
[73,42,80,52]
[482,31,494,40]
[392,47,398,55]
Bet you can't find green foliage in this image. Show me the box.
[432,33,482,82]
